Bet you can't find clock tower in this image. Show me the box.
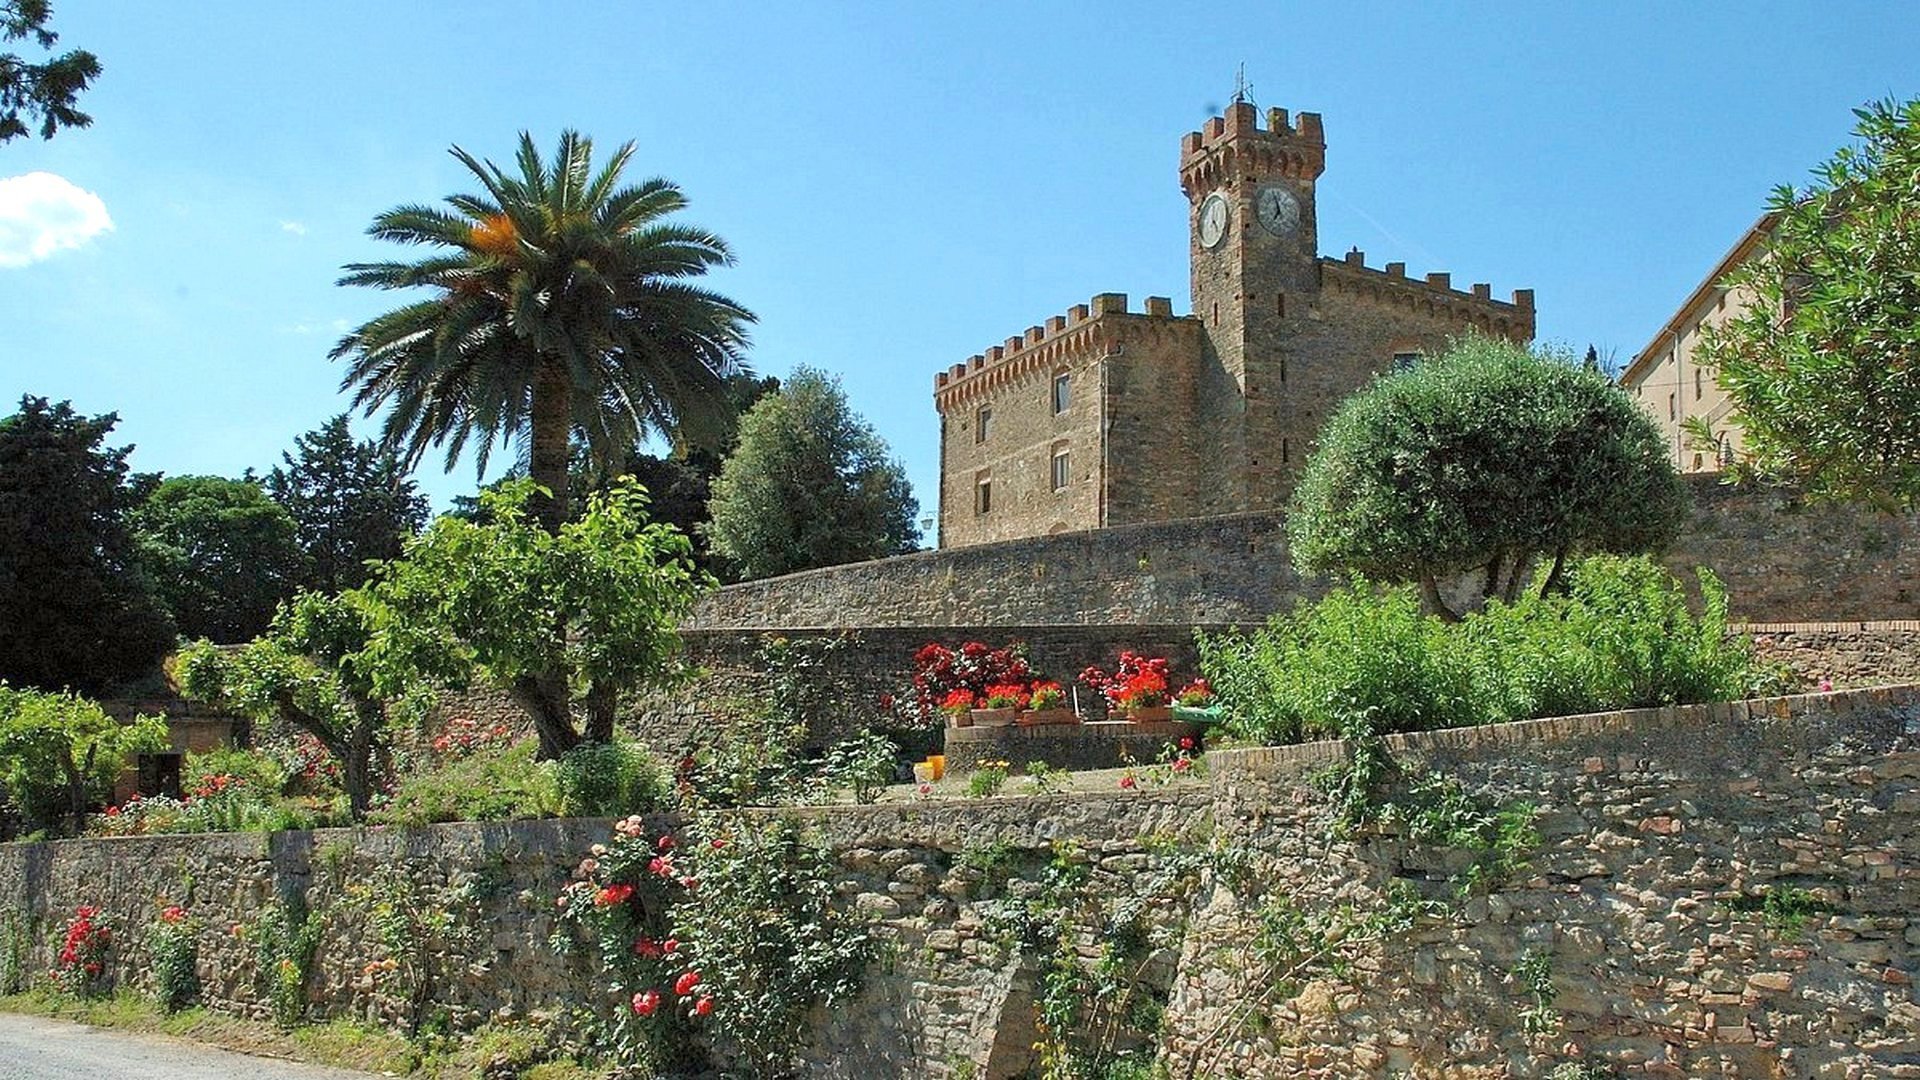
[1179,100,1326,511]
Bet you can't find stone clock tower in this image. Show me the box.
[1179,100,1326,511]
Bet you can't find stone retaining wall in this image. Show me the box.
[691,476,1920,628]
[4,687,1917,1077]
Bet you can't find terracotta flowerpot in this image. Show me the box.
[1018,708,1078,727]
[1123,705,1174,724]
[970,707,1018,728]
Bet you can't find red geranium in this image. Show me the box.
[675,970,702,996]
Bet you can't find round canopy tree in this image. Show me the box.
[1287,335,1688,619]
[704,367,919,580]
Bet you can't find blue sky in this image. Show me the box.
[3,2,1914,526]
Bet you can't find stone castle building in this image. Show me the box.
[933,101,1536,548]
[1619,213,1774,472]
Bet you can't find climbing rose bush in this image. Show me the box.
[49,904,112,996]
[554,814,873,1075]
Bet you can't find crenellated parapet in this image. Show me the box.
[1179,101,1325,198]
[932,293,1199,410]
[1321,247,1535,340]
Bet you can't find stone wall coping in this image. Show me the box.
[1207,683,1920,782]
[1739,619,1920,633]
[681,619,1920,636]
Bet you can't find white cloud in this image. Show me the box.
[280,220,308,236]
[0,172,113,269]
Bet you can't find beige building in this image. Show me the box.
[933,101,1535,549]
[1620,214,1775,472]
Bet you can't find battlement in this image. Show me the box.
[1180,101,1326,193]
[932,292,1195,405]
[1323,247,1534,332]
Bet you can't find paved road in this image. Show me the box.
[0,1012,378,1079]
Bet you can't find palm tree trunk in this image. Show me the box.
[528,360,573,535]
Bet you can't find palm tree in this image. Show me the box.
[331,130,754,533]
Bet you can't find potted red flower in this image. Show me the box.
[1018,681,1076,726]
[971,683,1028,728]
[1080,652,1174,722]
[941,688,977,728]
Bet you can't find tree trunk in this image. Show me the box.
[1419,573,1461,623]
[583,679,618,746]
[1540,546,1570,598]
[511,674,580,761]
[528,360,573,536]
[340,703,384,821]
[1501,549,1531,605]
[271,690,365,820]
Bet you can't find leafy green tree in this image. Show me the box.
[131,475,304,643]
[265,414,429,592]
[175,590,423,821]
[705,367,920,580]
[1287,335,1687,620]
[0,396,174,693]
[372,481,708,759]
[1698,97,1920,512]
[331,130,755,535]
[0,685,165,836]
[0,1,99,143]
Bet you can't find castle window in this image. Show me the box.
[1052,372,1070,415]
[1668,393,1677,421]
[1275,293,1286,318]
[1392,351,1422,373]
[1051,445,1070,491]
[975,473,992,515]
[1694,367,1703,400]
[975,405,992,444]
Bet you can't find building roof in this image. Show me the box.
[1619,211,1779,387]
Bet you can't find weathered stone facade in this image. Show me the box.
[1620,213,1774,472]
[696,476,1920,629]
[935,101,1533,548]
[3,686,1917,1077]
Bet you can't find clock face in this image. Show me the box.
[1256,185,1301,236]
[1198,192,1230,249]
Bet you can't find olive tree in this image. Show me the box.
[371,480,709,759]
[1287,335,1688,620]
[175,589,420,820]
[1698,97,1920,512]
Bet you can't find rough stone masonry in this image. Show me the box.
[1,686,1916,1077]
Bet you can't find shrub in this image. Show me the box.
[555,741,670,817]
[1197,586,1474,745]
[183,746,288,801]
[820,730,897,805]
[967,761,1011,799]
[49,904,112,997]
[1199,556,1770,746]
[372,741,560,826]
[671,817,874,1076]
[150,903,199,1013]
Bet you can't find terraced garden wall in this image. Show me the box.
[3,686,1917,1077]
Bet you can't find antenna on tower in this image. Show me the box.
[1230,63,1254,108]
